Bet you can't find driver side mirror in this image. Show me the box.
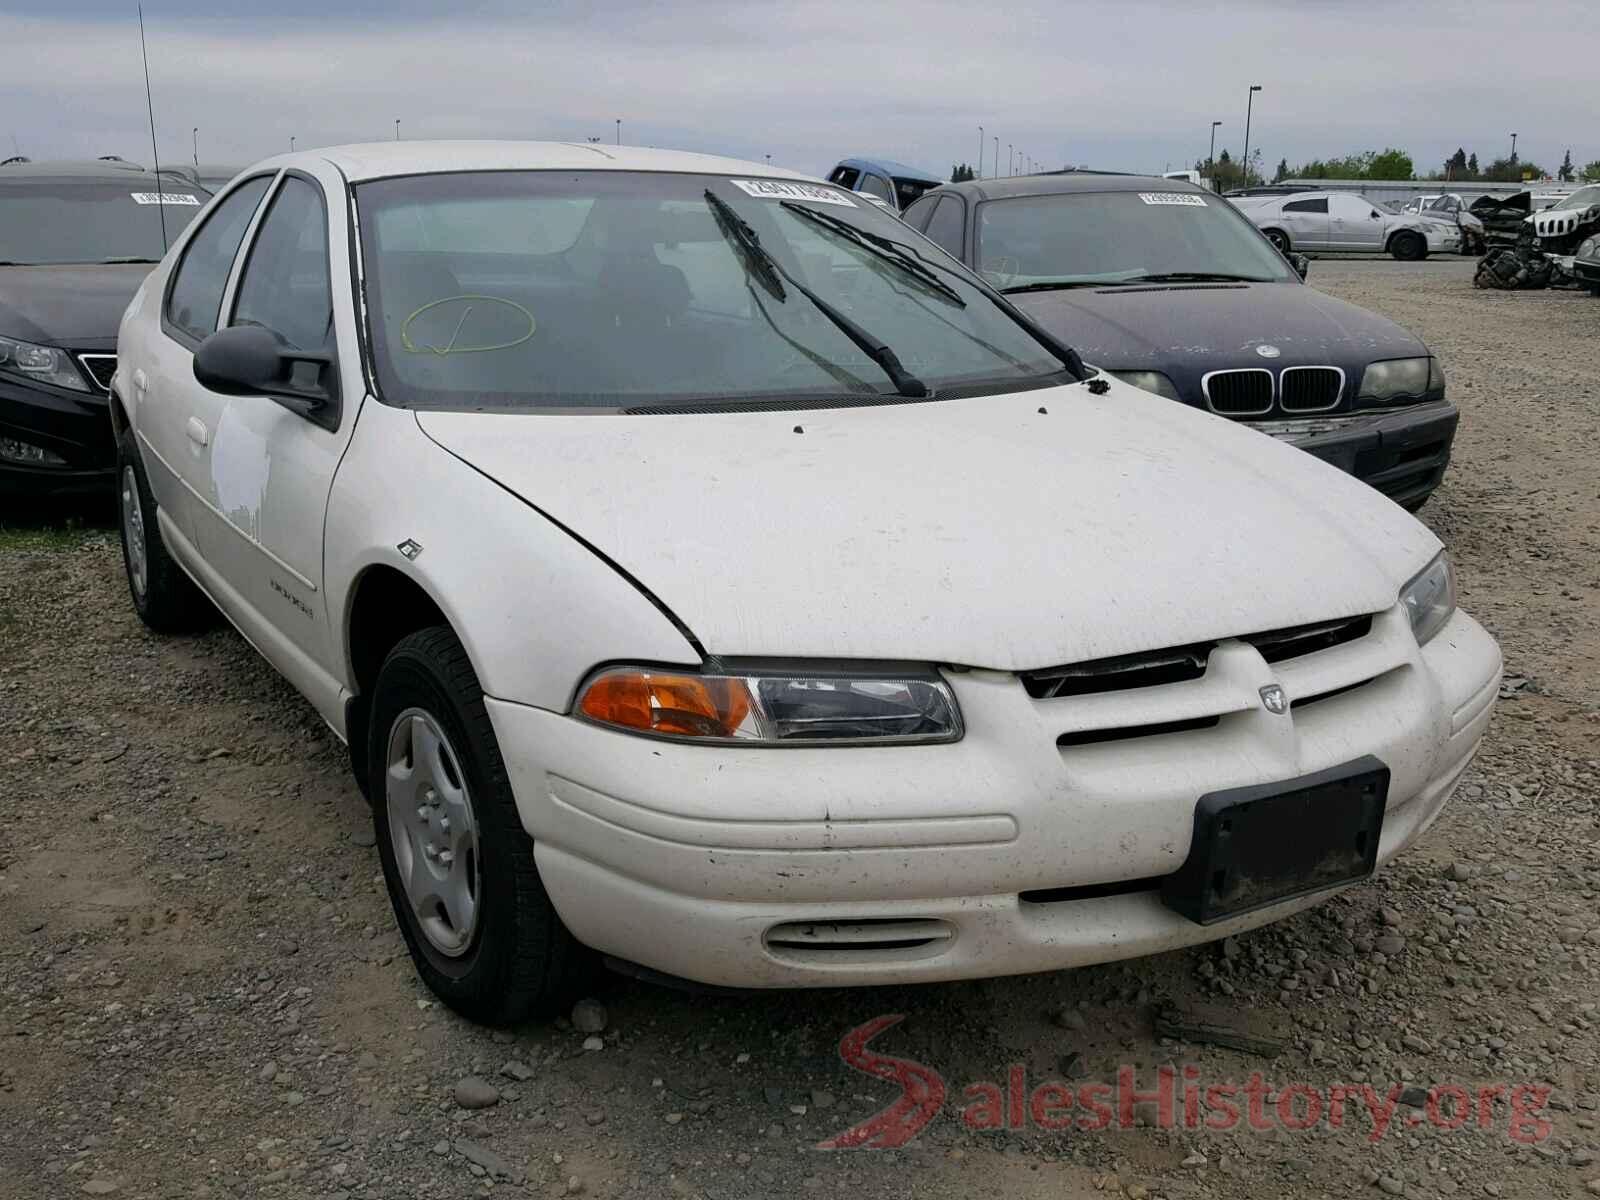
[193,324,338,422]
[1290,253,1310,280]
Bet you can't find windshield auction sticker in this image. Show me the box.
[1138,193,1208,206]
[729,179,857,206]
[131,192,202,205]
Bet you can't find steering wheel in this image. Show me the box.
[400,295,537,356]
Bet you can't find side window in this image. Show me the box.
[1283,197,1328,214]
[165,176,272,342]
[858,174,894,204]
[923,196,966,257]
[829,166,860,189]
[231,177,332,354]
[901,196,936,232]
[1330,195,1370,219]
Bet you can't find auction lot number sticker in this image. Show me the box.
[131,192,202,205]
[1138,193,1208,206]
[729,179,857,206]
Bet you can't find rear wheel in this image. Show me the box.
[116,426,212,633]
[1264,228,1291,254]
[1390,231,1426,261]
[369,626,584,1025]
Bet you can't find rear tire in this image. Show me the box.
[116,426,212,633]
[1390,231,1426,261]
[1264,228,1291,254]
[369,626,585,1025]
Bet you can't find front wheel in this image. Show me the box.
[116,426,212,633]
[1390,231,1426,261]
[1264,228,1291,254]
[369,626,584,1025]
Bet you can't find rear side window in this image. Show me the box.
[165,176,272,343]
[1283,197,1328,214]
[828,166,861,189]
[923,195,965,257]
[231,177,333,353]
[901,196,936,232]
[858,174,893,204]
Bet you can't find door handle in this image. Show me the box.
[186,417,209,447]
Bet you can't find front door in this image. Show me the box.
[1329,194,1384,250]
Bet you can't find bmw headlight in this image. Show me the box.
[1358,356,1443,403]
[0,333,91,392]
[577,666,963,744]
[1105,371,1181,402]
[1399,552,1456,647]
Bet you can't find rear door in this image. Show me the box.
[1277,196,1329,250]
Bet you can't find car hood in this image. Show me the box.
[1007,281,1426,372]
[0,263,152,345]
[415,380,1438,670]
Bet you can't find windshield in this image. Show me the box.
[1551,185,1600,211]
[355,170,1072,411]
[0,179,203,264]
[974,190,1295,291]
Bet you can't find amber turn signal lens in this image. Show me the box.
[578,670,756,739]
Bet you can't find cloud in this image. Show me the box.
[1,2,1595,179]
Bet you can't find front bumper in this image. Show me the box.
[1570,258,1600,287]
[488,607,1501,989]
[1247,399,1458,510]
[0,374,116,498]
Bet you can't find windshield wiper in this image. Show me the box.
[777,201,966,308]
[1124,272,1273,284]
[1000,279,1133,293]
[99,256,161,265]
[704,190,929,399]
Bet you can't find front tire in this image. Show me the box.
[116,426,212,633]
[369,626,583,1025]
[1264,228,1291,254]
[1390,231,1426,261]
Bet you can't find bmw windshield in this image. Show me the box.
[355,171,1078,412]
[976,190,1296,292]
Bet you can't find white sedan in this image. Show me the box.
[1236,190,1460,259]
[111,142,1501,1022]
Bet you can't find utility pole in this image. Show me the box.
[1241,85,1262,187]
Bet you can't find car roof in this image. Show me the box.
[832,156,942,183]
[246,140,823,185]
[926,171,1209,204]
[0,157,165,181]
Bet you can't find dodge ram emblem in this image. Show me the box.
[1255,344,1282,359]
[1259,684,1289,715]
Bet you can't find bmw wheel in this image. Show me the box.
[369,626,583,1024]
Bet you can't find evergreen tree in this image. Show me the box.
[1559,150,1574,183]
[1273,157,1288,183]
[1446,148,1468,179]
[1467,152,1479,177]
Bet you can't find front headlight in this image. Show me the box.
[1105,371,1182,402]
[0,333,91,392]
[1578,237,1598,260]
[1399,552,1456,647]
[576,666,963,744]
[1358,356,1443,403]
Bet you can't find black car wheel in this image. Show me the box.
[1390,231,1426,261]
[116,426,213,633]
[369,626,585,1025]
[1264,228,1291,254]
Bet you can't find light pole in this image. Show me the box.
[1208,120,1221,187]
[192,126,198,168]
[977,126,983,178]
[395,119,400,141]
[765,153,771,165]
[1008,143,1013,175]
[993,136,999,178]
[1509,132,1518,161]
[1241,85,1262,187]
[615,119,621,146]
[289,136,296,152]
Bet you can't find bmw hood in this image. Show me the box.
[416,380,1439,670]
[1006,281,1427,374]
[0,263,151,345]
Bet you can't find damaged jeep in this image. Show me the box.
[1528,183,1600,261]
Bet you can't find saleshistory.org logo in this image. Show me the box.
[817,1016,1555,1150]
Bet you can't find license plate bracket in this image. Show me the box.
[1161,756,1389,925]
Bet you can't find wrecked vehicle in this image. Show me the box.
[1398,194,1486,255]
[1573,235,1600,295]
[0,159,204,497]
[905,172,1459,510]
[1528,183,1600,259]
[1470,191,1532,251]
[111,142,1500,1020]
[1235,190,1459,260]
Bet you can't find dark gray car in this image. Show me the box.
[902,173,1457,510]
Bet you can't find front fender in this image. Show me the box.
[325,400,701,713]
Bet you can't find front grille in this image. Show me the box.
[1278,366,1344,413]
[1202,368,1273,415]
[1020,614,1372,700]
[765,918,955,961]
[76,354,116,393]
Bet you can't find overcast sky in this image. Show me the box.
[4,1,1596,182]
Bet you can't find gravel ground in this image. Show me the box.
[2,258,1598,1200]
